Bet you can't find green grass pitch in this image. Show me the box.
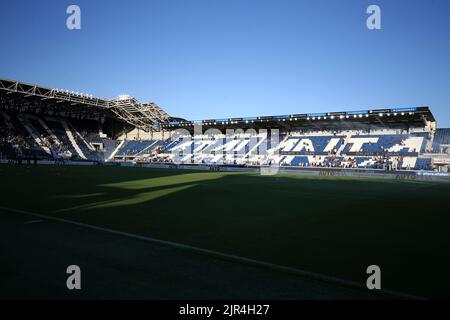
[1,164,449,298]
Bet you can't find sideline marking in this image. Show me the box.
[24,219,43,224]
[0,205,424,300]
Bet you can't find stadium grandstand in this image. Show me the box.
[1,77,450,173]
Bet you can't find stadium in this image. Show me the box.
[1,76,450,300]
[2,0,450,308]
[1,77,450,171]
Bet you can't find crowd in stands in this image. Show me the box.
[279,155,399,170]
[2,111,448,171]
[152,130,438,170]
[0,112,108,161]
[137,155,173,164]
[39,134,72,158]
[0,125,32,159]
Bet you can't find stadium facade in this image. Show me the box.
[1,77,450,172]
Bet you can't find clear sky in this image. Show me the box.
[0,0,449,126]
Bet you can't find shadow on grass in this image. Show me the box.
[1,163,450,298]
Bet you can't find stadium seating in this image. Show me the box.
[0,112,105,161]
[271,131,432,170]
[156,133,270,164]
[115,140,161,157]
[431,128,450,153]
[119,130,436,170]
[276,135,345,155]
[340,133,427,155]
[1,110,445,171]
[0,112,52,160]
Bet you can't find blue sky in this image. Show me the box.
[0,0,449,126]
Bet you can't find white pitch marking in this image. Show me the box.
[24,219,44,224]
[0,205,424,300]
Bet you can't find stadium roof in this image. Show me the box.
[0,77,436,132]
[0,77,171,131]
[161,106,436,131]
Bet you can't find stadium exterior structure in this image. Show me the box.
[1,77,450,173]
[0,77,172,131]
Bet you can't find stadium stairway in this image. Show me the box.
[109,140,126,161]
[133,140,164,157]
[61,120,87,159]
[46,119,81,159]
[115,140,160,157]
[69,122,98,154]
[17,115,52,156]
[29,116,75,159]
[4,113,48,159]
